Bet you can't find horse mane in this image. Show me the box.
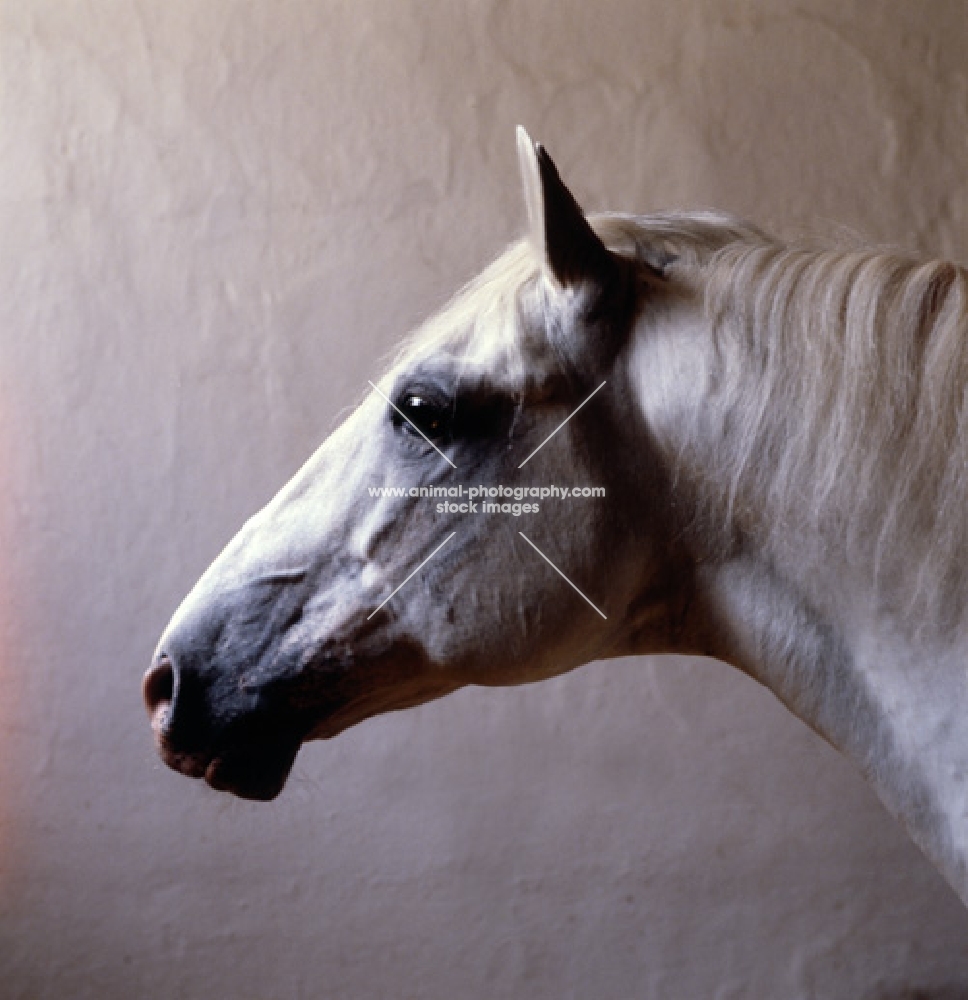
[672,222,968,632]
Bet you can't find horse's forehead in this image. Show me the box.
[391,258,549,389]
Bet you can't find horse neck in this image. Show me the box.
[628,295,968,905]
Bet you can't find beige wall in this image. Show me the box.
[3,2,968,996]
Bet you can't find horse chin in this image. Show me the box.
[155,731,303,801]
[201,740,302,801]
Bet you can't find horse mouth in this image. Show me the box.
[156,732,302,802]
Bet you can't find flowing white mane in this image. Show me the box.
[698,237,968,632]
[593,211,968,634]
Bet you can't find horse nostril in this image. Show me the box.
[143,655,175,723]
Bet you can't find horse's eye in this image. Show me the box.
[392,393,451,442]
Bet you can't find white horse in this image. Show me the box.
[145,128,968,907]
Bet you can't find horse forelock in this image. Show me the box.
[388,239,544,394]
[389,210,766,393]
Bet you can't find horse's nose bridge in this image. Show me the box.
[152,558,319,698]
[238,490,353,585]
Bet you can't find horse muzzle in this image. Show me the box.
[143,653,303,801]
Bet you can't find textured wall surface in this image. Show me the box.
[3,2,968,997]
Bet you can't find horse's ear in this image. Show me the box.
[516,126,616,288]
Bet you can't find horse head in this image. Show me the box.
[143,130,700,799]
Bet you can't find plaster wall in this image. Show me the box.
[3,2,968,997]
